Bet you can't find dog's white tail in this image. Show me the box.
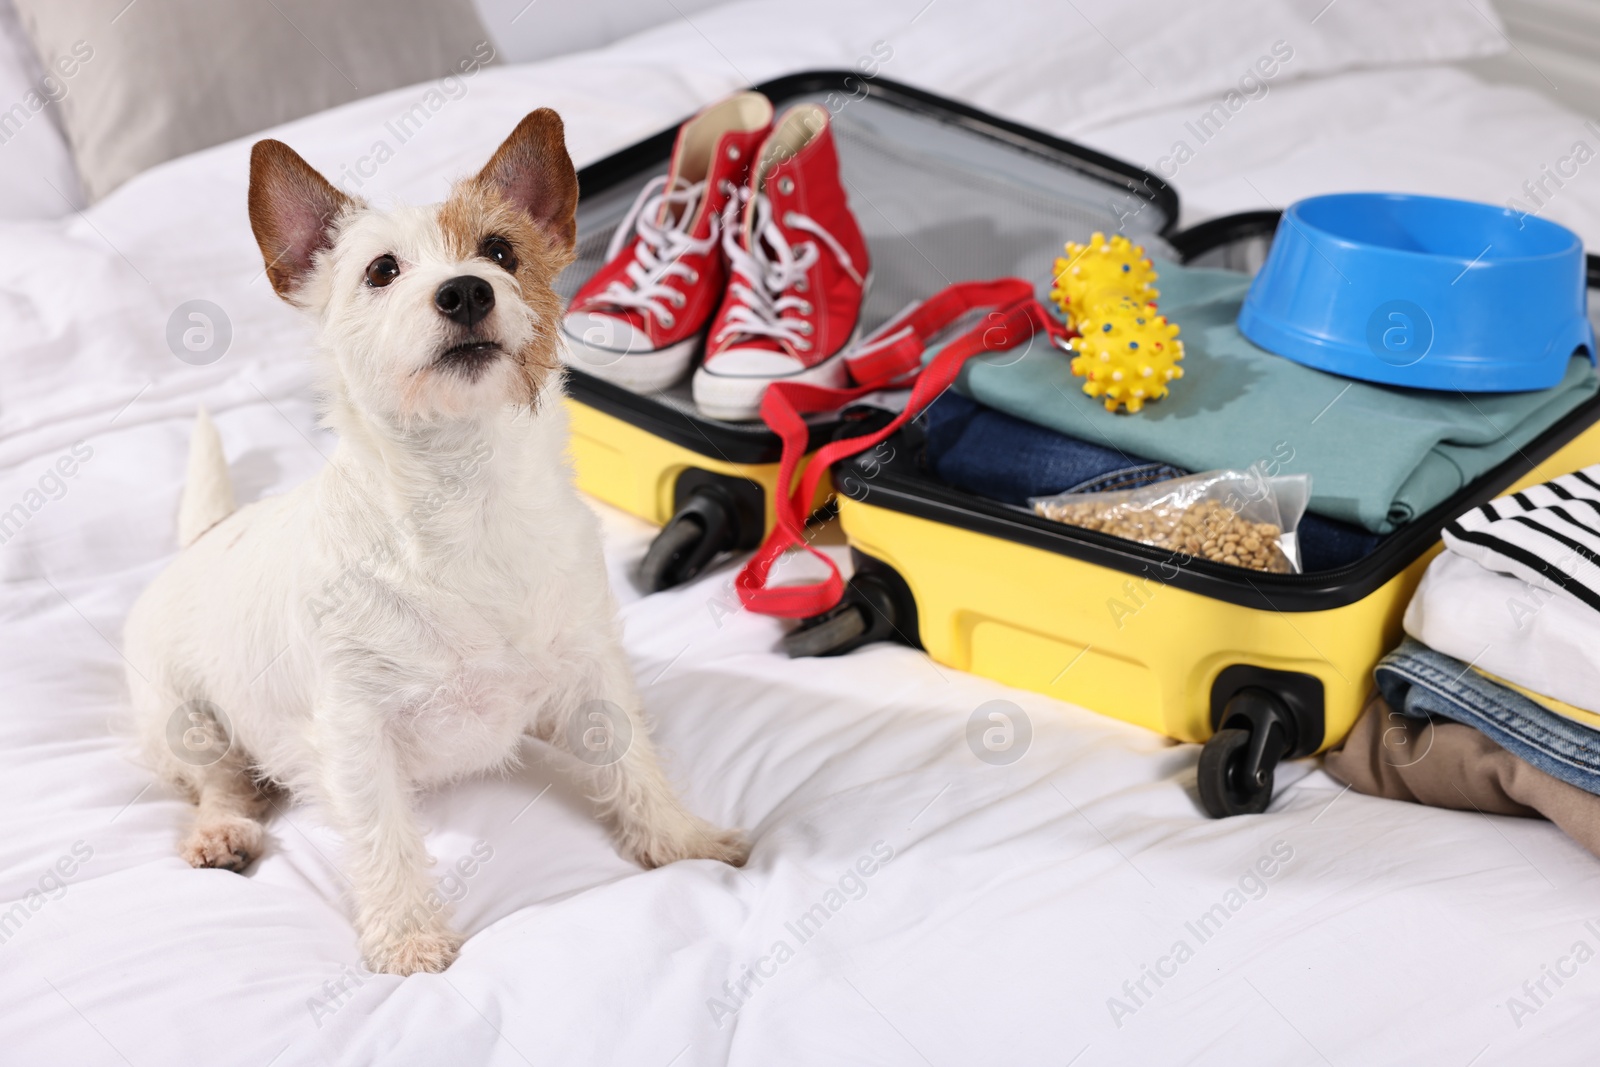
[177,407,235,548]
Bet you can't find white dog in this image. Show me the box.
[123,109,748,976]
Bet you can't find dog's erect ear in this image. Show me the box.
[474,108,578,257]
[248,139,354,301]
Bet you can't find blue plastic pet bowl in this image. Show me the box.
[1237,192,1594,391]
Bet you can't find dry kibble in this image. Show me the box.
[1033,495,1291,572]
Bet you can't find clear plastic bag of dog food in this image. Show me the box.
[1029,467,1312,573]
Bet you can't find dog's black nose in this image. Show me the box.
[435,275,495,327]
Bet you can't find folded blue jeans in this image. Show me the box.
[1376,638,1600,796]
[918,392,1383,571]
[921,390,1183,498]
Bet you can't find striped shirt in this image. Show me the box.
[1443,466,1600,613]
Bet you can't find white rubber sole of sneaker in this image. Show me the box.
[693,268,874,420]
[560,330,701,393]
[691,346,854,422]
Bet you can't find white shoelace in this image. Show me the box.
[584,174,723,330]
[714,193,865,354]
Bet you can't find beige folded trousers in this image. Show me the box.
[1324,695,1600,859]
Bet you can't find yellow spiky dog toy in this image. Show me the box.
[1050,233,1183,414]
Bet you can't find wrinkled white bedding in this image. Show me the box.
[5,6,1600,1066]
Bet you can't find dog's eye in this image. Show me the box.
[480,236,518,273]
[365,255,400,288]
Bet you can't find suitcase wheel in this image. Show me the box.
[1197,687,1299,818]
[782,565,914,658]
[782,600,869,658]
[638,477,761,593]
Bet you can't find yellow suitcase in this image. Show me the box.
[783,218,1600,816]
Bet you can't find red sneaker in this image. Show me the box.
[693,104,870,421]
[563,92,773,391]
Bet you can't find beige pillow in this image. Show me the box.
[12,0,496,201]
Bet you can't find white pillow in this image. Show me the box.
[897,0,1513,134]
[473,0,725,63]
[0,0,84,219]
[595,0,1510,136]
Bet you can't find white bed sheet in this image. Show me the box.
[3,9,1600,1067]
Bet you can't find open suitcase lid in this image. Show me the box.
[557,70,1179,464]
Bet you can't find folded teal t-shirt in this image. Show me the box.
[956,260,1599,533]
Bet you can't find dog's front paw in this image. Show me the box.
[181,815,263,872]
[364,925,463,977]
[624,820,751,870]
